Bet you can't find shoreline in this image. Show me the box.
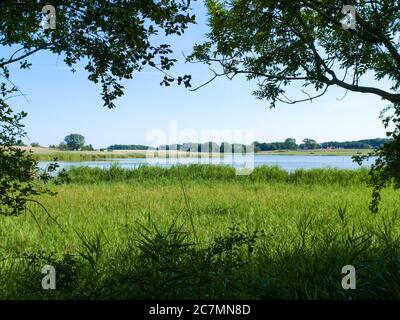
[28,148,374,161]
[13,147,374,161]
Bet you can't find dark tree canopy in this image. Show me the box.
[0,101,58,216]
[190,0,400,106]
[64,133,85,150]
[283,138,298,150]
[302,138,320,150]
[1,0,195,108]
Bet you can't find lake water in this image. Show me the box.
[38,155,376,172]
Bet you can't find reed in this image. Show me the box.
[0,165,398,299]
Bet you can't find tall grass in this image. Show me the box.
[0,165,398,299]
[64,164,370,186]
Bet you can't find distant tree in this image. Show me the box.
[15,141,27,147]
[169,144,182,151]
[302,138,320,150]
[263,143,277,151]
[157,144,181,151]
[64,134,85,150]
[320,138,388,149]
[232,143,247,154]
[30,142,40,147]
[82,144,94,151]
[181,143,200,152]
[220,142,233,153]
[200,141,220,153]
[108,144,152,151]
[57,142,68,151]
[359,138,390,149]
[159,145,168,151]
[283,138,298,150]
[252,142,262,153]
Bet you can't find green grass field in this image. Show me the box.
[29,149,223,161]
[1,165,399,299]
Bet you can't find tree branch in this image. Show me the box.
[328,76,400,102]
[356,13,400,68]
[0,47,45,68]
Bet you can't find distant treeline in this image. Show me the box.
[254,138,391,151]
[106,138,390,152]
[107,144,155,151]
[108,142,249,152]
[320,138,390,149]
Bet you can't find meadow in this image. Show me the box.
[0,165,399,299]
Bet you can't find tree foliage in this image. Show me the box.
[0,98,57,216]
[1,0,195,108]
[64,133,85,150]
[284,138,298,150]
[302,138,320,150]
[190,0,400,106]
[321,138,389,149]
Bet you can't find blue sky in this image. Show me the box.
[1,2,392,149]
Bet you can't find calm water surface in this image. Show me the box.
[38,155,376,172]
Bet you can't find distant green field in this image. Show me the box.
[25,147,374,161]
[28,149,222,161]
[31,150,148,161]
[1,165,399,299]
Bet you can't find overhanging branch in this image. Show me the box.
[0,47,45,68]
[327,76,400,103]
